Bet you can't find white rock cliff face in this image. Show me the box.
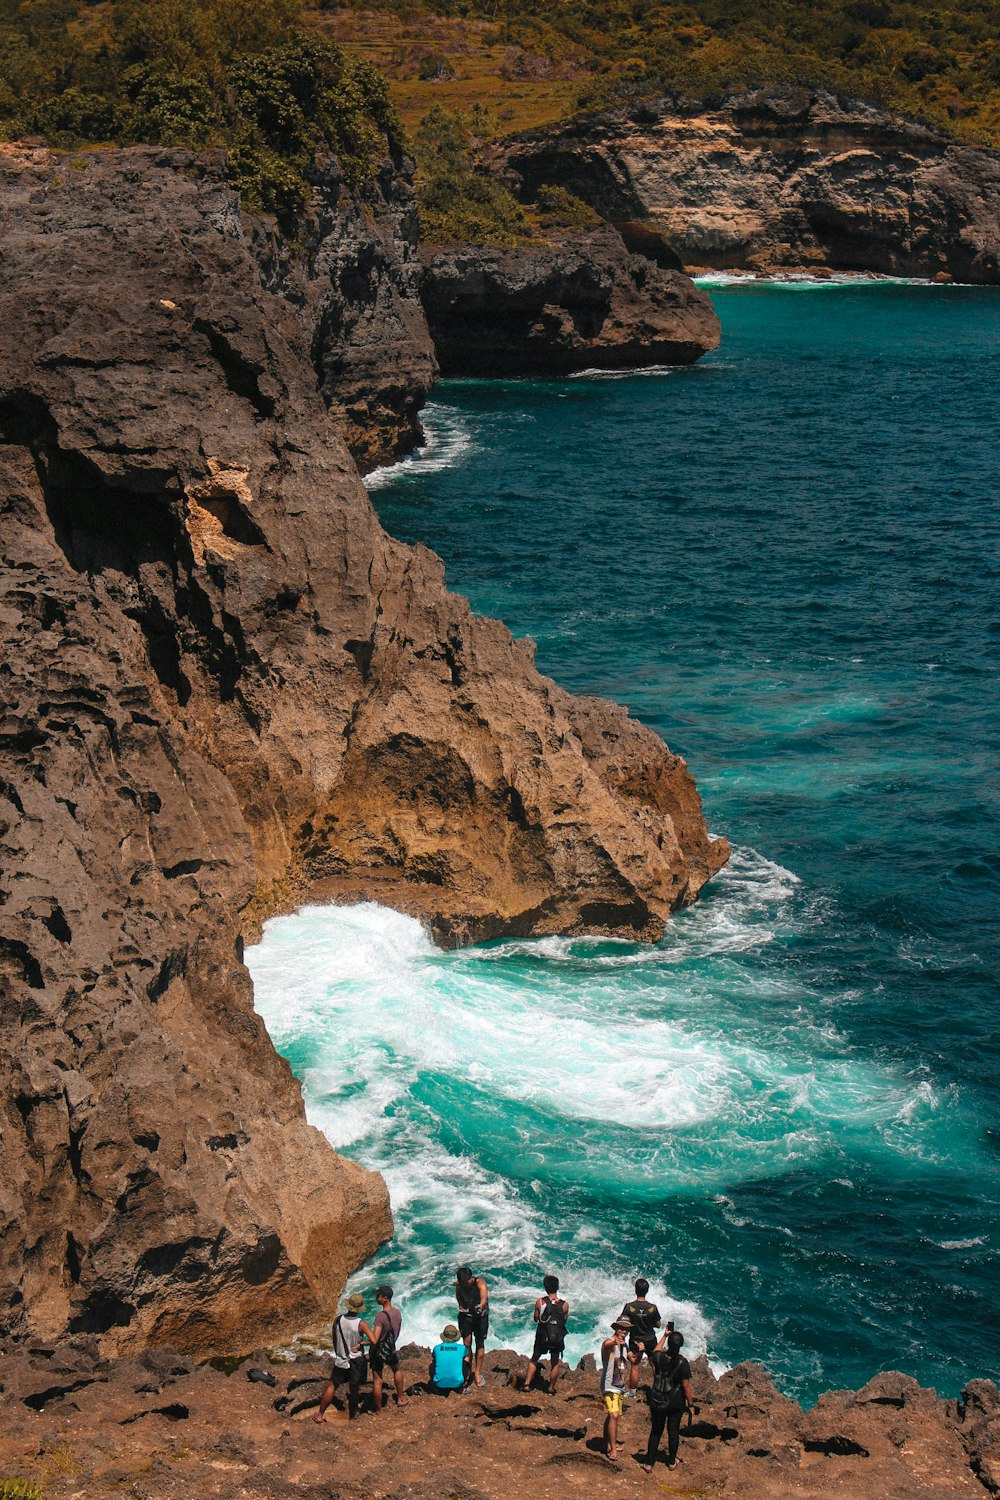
[499,88,1000,281]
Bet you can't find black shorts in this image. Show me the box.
[370,1349,399,1375]
[458,1308,489,1343]
[629,1334,657,1360]
[531,1334,564,1364]
[332,1357,367,1389]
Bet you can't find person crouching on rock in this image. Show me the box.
[430,1323,471,1394]
[524,1273,569,1394]
[455,1264,489,1388]
[370,1284,410,1412]
[313,1292,373,1423]
[600,1318,637,1462]
[642,1329,694,1473]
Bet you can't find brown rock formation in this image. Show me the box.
[419,224,720,375]
[498,88,1000,282]
[0,1341,995,1499]
[0,144,727,1355]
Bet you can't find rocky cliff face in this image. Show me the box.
[252,154,437,473]
[0,145,727,1357]
[420,224,720,375]
[498,89,1000,282]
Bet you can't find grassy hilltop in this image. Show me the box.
[1,0,996,243]
[312,0,1000,144]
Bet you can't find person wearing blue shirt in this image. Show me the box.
[430,1323,471,1393]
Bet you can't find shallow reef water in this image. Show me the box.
[250,284,1000,1404]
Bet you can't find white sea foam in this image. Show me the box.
[247,845,970,1374]
[364,404,474,490]
[934,1237,985,1251]
[693,271,938,289]
[568,365,683,380]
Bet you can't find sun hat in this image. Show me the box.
[612,1318,632,1331]
[345,1292,366,1313]
[441,1323,461,1341]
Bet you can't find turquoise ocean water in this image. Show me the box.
[249,282,1000,1403]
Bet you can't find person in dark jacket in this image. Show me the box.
[642,1329,694,1471]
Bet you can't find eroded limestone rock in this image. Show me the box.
[0,145,727,1354]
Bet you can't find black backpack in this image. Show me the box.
[538,1296,567,1351]
[375,1315,397,1360]
[650,1353,686,1411]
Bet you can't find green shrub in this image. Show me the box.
[31,86,120,144]
[0,1479,46,1500]
[414,104,529,245]
[533,183,600,229]
[0,0,405,225]
[416,51,455,81]
[120,63,219,145]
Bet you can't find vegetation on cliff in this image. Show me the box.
[313,0,1000,146]
[415,103,600,243]
[0,0,404,221]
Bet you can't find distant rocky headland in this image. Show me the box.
[496,87,1000,283]
[0,142,726,1361]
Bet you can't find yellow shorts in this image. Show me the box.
[603,1392,624,1416]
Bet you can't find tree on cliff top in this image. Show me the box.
[0,0,405,223]
[415,104,529,244]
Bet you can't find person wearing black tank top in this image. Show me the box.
[455,1265,489,1387]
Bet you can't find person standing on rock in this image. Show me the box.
[370,1284,410,1412]
[642,1329,693,1472]
[313,1291,374,1422]
[455,1265,489,1388]
[620,1277,662,1394]
[524,1274,570,1394]
[600,1318,637,1462]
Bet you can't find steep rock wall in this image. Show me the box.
[498,89,1000,282]
[0,146,728,1355]
[251,154,437,473]
[420,224,720,375]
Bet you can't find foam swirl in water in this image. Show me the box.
[248,845,969,1375]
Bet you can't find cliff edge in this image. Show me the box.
[0,145,728,1358]
[498,88,1000,282]
[420,223,720,375]
[0,1342,997,1499]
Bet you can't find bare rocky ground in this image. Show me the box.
[2,1341,999,1500]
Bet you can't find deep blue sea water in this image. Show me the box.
[249,281,1000,1403]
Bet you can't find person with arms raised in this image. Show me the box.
[642,1329,694,1472]
[600,1318,637,1461]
